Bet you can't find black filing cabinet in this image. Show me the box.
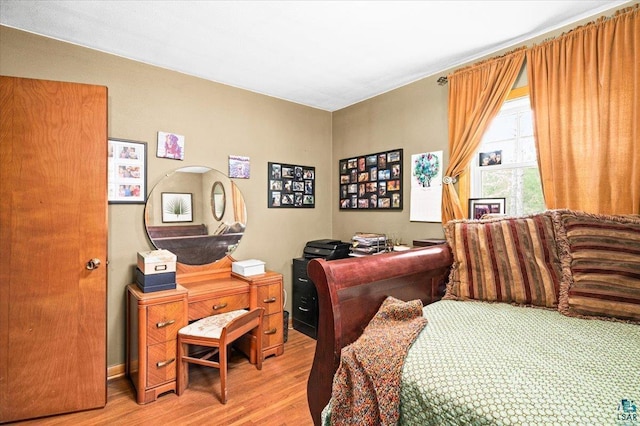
[292,258,318,339]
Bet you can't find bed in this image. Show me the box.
[306,210,640,425]
[147,224,243,265]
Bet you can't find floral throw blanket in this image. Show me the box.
[329,296,428,426]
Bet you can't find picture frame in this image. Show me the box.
[469,197,506,219]
[157,131,185,160]
[268,162,315,208]
[108,138,147,204]
[339,149,402,210]
[479,150,502,166]
[229,155,250,178]
[161,192,193,222]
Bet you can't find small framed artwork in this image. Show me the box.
[268,162,315,208]
[339,148,402,210]
[108,138,147,204]
[162,192,193,222]
[157,131,185,160]
[469,198,506,219]
[479,150,502,166]
[229,155,250,178]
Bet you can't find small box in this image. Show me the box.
[136,268,176,293]
[137,249,177,275]
[232,259,266,277]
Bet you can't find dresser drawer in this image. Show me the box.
[188,292,249,321]
[147,340,177,388]
[256,284,282,315]
[261,313,284,349]
[147,301,185,345]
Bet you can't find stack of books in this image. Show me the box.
[350,233,388,256]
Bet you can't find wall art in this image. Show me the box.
[410,150,443,222]
[469,197,506,219]
[339,149,402,210]
[268,162,315,208]
[162,192,193,222]
[108,138,147,204]
[157,131,185,160]
[229,155,250,178]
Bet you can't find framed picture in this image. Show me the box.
[268,162,315,208]
[161,192,193,222]
[157,131,185,160]
[339,149,402,210]
[229,155,250,178]
[469,197,506,219]
[479,150,502,166]
[108,138,147,204]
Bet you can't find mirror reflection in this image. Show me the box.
[211,181,226,221]
[145,166,247,265]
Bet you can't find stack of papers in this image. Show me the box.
[351,233,388,256]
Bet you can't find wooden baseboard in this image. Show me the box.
[107,364,126,381]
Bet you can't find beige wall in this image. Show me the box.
[332,75,449,243]
[0,26,333,368]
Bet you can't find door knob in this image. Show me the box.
[86,258,102,270]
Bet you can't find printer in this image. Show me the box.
[303,239,350,261]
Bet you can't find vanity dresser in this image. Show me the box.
[127,166,284,404]
[127,256,284,404]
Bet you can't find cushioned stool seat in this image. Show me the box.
[177,308,264,403]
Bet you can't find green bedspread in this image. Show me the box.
[401,300,640,425]
[324,300,640,425]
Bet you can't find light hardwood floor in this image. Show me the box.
[13,329,317,426]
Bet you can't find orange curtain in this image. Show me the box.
[442,48,526,224]
[526,5,639,214]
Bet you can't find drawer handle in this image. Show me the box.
[263,297,277,303]
[298,278,309,283]
[156,358,175,368]
[156,319,175,328]
[298,306,310,312]
[213,302,228,310]
[264,328,277,335]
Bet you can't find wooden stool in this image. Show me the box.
[177,308,264,403]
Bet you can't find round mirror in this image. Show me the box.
[144,166,247,265]
[211,181,226,221]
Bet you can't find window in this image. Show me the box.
[470,94,545,216]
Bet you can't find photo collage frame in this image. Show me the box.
[268,162,315,208]
[108,138,147,204]
[339,149,403,210]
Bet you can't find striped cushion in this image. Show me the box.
[552,210,640,323]
[444,213,561,307]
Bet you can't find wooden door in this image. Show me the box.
[0,76,108,423]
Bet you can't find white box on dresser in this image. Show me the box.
[232,259,266,276]
[137,249,177,274]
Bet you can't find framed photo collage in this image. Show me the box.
[339,149,403,210]
[268,162,315,208]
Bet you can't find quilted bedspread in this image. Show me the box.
[401,300,640,425]
[324,300,640,425]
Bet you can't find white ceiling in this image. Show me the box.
[0,0,631,111]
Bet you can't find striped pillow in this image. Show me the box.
[444,213,561,307]
[552,210,640,323]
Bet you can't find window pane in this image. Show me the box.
[518,136,537,163]
[480,166,544,216]
[471,93,545,217]
[483,112,517,142]
[519,109,534,137]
